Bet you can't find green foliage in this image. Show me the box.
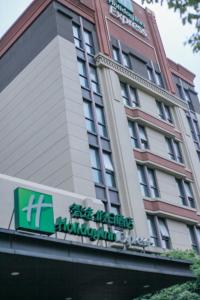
[141,0,200,52]
[134,249,200,300]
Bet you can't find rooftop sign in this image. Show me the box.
[108,0,147,37]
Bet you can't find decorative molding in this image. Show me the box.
[95,53,188,110]
[125,107,182,141]
[144,199,200,224]
[133,149,193,180]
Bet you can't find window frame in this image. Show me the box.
[176,178,195,208]
[137,165,159,198]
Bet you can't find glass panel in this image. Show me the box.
[122,52,130,68]
[155,72,163,87]
[90,148,100,169]
[164,105,173,123]
[174,141,183,163]
[148,168,159,198]
[84,30,94,55]
[147,215,158,246]
[105,172,116,188]
[128,122,139,148]
[156,101,165,120]
[90,66,100,93]
[166,137,175,160]
[112,47,120,62]
[78,60,86,76]
[147,67,153,81]
[92,169,102,184]
[138,125,148,149]
[120,82,129,106]
[188,225,197,251]
[129,87,138,107]
[137,165,149,197]
[158,219,169,237]
[176,179,187,206]
[96,106,107,137]
[103,152,114,171]
[72,24,82,48]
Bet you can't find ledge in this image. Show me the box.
[144,199,200,224]
[126,107,182,140]
[134,149,193,180]
[95,53,188,110]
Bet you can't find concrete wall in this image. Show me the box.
[0,36,95,198]
[168,219,192,250]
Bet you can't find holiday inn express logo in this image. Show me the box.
[14,187,55,235]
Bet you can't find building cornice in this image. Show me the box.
[95,53,188,110]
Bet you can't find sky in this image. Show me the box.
[0,0,199,96]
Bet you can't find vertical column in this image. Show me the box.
[98,66,149,237]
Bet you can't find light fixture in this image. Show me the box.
[143,285,150,288]
[10,272,20,276]
[106,281,114,285]
[65,297,72,300]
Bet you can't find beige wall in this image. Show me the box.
[168,219,192,250]
[156,170,180,206]
[0,36,95,198]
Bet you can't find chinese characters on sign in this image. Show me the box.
[69,203,134,230]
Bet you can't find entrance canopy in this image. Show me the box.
[0,229,194,300]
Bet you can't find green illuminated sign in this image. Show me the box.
[14,188,154,248]
[14,187,55,235]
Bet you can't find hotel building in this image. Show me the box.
[0,0,199,299]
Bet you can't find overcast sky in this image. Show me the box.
[0,0,199,96]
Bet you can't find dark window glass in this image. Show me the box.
[72,23,82,48]
[137,165,149,197]
[138,125,149,149]
[112,46,120,62]
[120,82,130,106]
[83,30,94,55]
[77,59,88,88]
[147,67,153,81]
[96,106,108,138]
[103,152,116,188]
[83,100,95,133]
[90,147,102,184]
[158,218,171,249]
[147,215,159,247]
[122,52,130,68]
[128,122,139,148]
[155,72,163,87]
[188,225,198,252]
[90,66,100,94]
[147,168,159,198]
[176,179,195,208]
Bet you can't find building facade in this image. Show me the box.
[0,0,199,298]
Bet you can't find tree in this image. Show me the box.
[142,0,200,53]
[134,249,200,300]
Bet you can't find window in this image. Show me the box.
[147,67,154,82]
[183,89,194,111]
[83,100,95,133]
[120,82,138,107]
[165,137,183,163]
[83,30,94,55]
[155,72,163,87]
[158,218,171,249]
[128,122,149,150]
[156,100,173,124]
[72,23,82,48]
[137,165,159,198]
[188,225,198,252]
[103,152,116,188]
[90,66,100,94]
[121,82,129,106]
[122,52,130,68]
[147,215,159,247]
[77,59,88,88]
[112,46,120,62]
[176,178,195,208]
[96,106,108,138]
[147,215,171,249]
[89,147,102,184]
